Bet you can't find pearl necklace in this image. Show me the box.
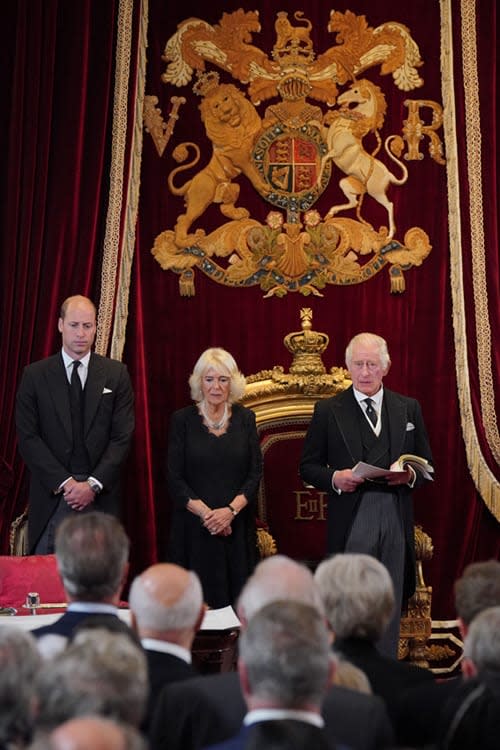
[199,400,228,431]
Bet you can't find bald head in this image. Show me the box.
[236,555,325,624]
[49,717,145,750]
[129,564,204,640]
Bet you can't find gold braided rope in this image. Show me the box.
[96,0,134,358]
[460,1,500,464]
[440,0,500,518]
[110,0,149,361]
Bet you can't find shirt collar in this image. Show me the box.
[353,385,384,409]
[61,348,91,371]
[140,638,192,664]
[67,602,118,615]
[244,708,324,728]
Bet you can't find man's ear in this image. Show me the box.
[238,658,251,700]
[457,616,468,639]
[194,603,207,633]
[383,359,391,377]
[461,657,477,679]
[57,318,63,333]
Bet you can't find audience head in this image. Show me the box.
[454,559,500,631]
[55,512,130,603]
[236,554,325,625]
[35,629,148,731]
[30,716,147,750]
[128,563,204,642]
[238,600,333,711]
[462,605,500,677]
[0,626,41,748]
[333,655,372,694]
[314,553,395,642]
[189,347,246,404]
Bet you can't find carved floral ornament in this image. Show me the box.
[144,9,445,297]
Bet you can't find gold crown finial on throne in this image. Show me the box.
[284,308,329,376]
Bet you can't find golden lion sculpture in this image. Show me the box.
[168,84,268,247]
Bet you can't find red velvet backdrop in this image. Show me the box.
[1,0,499,620]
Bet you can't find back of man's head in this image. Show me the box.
[239,600,332,710]
[0,627,41,748]
[32,716,147,750]
[314,553,395,642]
[236,554,324,624]
[35,629,148,730]
[454,560,500,628]
[128,563,203,635]
[55,512,130,602]
[463,606,500,675]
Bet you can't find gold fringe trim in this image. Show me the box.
[440,0,500,519]
[110,0,149,361]
[96,0,135,358]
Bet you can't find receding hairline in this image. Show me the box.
[60,295,97,320]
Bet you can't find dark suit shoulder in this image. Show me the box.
[89,352,129,375]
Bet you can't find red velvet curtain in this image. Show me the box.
[1,0,499,620]
[0,0,120,541]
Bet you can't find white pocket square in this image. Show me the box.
[406,422,415,431]
[103,387,112,394]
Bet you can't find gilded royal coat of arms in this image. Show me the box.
[145,9,445,297]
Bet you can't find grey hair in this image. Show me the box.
[189,347,246,403]
[463,606,500,672]
[129,569,203,631]
[239,600,332,708]
[55,512,129,601]
[454,560,500,626]
[0,627,41,747]
[237,554,325,622]
[35,629,148,729]
[345,332,391,370]
[314,553,395,641]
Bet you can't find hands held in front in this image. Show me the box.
[187,498,232,536]
[386,462,414,486]
[187,495,248,536]
[63,479,95,510]
[333,469,365,493]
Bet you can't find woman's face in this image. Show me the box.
[201,366,231,406]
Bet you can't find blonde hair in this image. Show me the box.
[189,348,246,404]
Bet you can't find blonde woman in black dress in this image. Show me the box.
[167,348,262,608]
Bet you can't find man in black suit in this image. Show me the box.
[300,332,433,657]
[315,552,434,743]
[392,559,500,748]
[203,600,346,750]
[149,555,394,750]
[31,511,130,639]
[129,563,205,726]
[16,294,135,554]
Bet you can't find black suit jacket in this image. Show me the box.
[300,386,432,601]
[31,610,122,639]
[144,648,197,728]
[16,351,134,551]
[334,638,435,741]
[149,670,394,750]
[203,719,345,750]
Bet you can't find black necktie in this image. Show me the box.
[71,360,83,398]
[364,397,377,428]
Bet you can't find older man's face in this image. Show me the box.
[348,341,389,397]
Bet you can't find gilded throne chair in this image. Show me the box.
[242,308,433,666]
